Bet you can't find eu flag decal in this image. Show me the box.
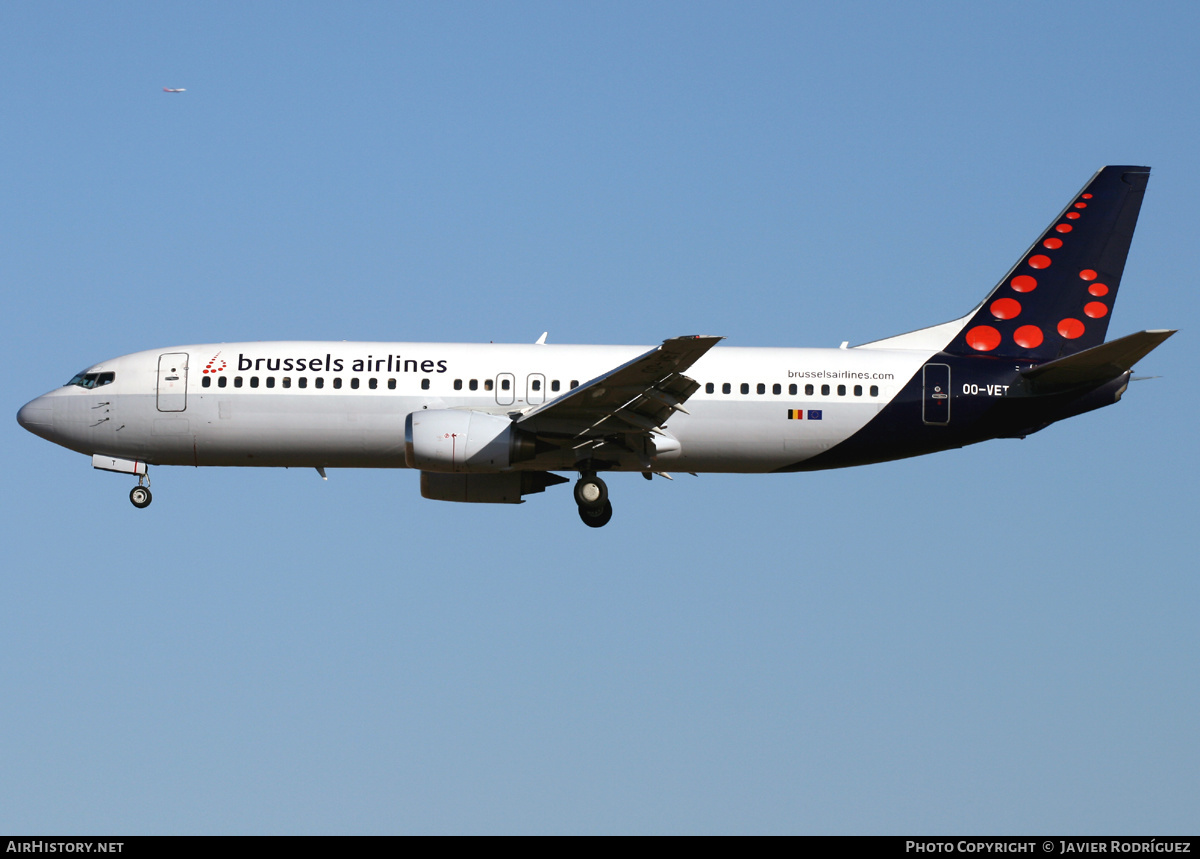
[808,410,823,420]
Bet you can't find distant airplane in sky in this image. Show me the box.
[17,166,1173,527]
[162,87,185,93]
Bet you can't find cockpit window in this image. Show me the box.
[65,371,115,389]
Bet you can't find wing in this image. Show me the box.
[516,335,722,440]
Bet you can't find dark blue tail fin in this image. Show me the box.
[944,166,1150,361]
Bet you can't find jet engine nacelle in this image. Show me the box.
[405,409,537,472]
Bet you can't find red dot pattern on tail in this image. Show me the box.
[990,298,1021,320]
[1014,325,1044,348]
[966,325,1002,352]
[964,188,1116,353]
[1058,318,1085,339]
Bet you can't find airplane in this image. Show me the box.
[17,166,1174,528]
[162,87,186,93]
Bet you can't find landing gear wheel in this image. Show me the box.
[573,474,608,509]
[129,486,152,509]
[578,499,613,528]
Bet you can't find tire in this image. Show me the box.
[129,486,152,509]
[578,499,613,528]
[573,475,608,509]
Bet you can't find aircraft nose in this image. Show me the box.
[17,395,55,438]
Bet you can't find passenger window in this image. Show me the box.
[219,376,228,388]
[202,376,212,388]
[298,377,307,389]
[315,377,324,389]
[837,384,846,396]
[789,384,797,395]
[266,377,276,389]
[854,385,862,396]
[705,382,714,394]
[388,378,396,390]
[532,379,541,391]
[570,380,579,388]
[235,376,243,388]
[470,379,479,391]
[501,378,510,390]
[821,384,830,396]
[350,378,360,390]
[421,378,430,390]
[282,377,291,388]
[756,383,766,395]
[369,378,378,389]
[333,378,342,389]
[740,383,749,395]
[250,377,260,388]
[485,379,493,391]
[454,379,463,390]
[805,384,814,396]
[722,383,731,394]
[870,385,879,397]
[772,383,781,395]
[551,380,560,392]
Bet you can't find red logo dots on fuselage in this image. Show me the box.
[203,354,228,375]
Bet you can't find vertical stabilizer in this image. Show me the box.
[942,165,1150,360]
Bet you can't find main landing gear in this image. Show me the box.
[575,473,612,528]
[129,473,152,509]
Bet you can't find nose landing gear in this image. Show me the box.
[575,473,612,528]
[129,473,152,508]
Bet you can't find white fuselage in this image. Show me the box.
[19,341,935,474]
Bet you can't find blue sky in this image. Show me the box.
[3,1,1197,834]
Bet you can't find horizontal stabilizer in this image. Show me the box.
[1021,329,1175,391]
